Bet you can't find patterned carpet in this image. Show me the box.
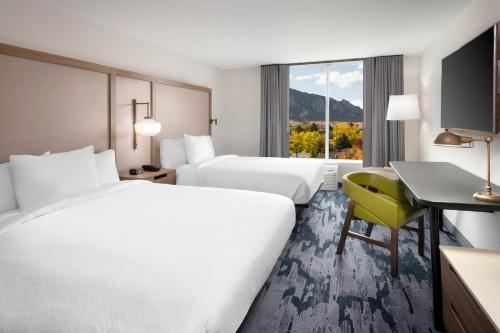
[239,190,461,333]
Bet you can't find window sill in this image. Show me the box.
[324,159,362,164]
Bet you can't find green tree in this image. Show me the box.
[330,123,362,150]
[334,133,351,150]
[289,131,305,157]
[302,131,324,158]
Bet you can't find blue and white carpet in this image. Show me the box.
[239,190,461,333]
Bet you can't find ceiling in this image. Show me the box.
[38,0,470,69]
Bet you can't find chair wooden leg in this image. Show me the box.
[390,228,399,277]
[365,222,374,237]
[418,216,425,257]
[336,200,355,255]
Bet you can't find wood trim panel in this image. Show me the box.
[150,80,156,163]
[0,42,211,96]
[155,77,211,93]
[209,90,213,135]
[116,69,154,82]
[109,70,117,150]
[0,42,112,74]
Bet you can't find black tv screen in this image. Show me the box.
[441,26,496,132]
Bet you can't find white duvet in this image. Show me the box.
[176,155,324,204]
[0,181,295,333]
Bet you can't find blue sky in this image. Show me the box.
[290,61,363,108]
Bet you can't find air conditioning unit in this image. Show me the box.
[321,165,338,191]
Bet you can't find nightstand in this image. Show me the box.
[119,168,176,185]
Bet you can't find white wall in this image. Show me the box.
[219,67,261,156]
[0,0,227,153]
[219,56,421,159]
[419,0,500,249]
[403,55,421,161]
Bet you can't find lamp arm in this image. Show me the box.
[471,136,493,195]
[483,137,493,195]
[460,136,474,145]
[486,139,491,195]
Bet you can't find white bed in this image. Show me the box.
[0,181,295,332]
[162,136,325,205]
[176,155,324,205]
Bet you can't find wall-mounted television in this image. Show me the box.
[441,23,500,133]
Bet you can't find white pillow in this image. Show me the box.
[9,146,100,211]
[160,138,188,168]
[183,134,215,164]
[0,151,50,214]
[95,150,120,185]
[0,163,17,214]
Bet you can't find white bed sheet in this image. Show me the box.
[176,155,324,204]
[0,181,295,333]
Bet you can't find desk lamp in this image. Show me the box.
[434,129,499,202]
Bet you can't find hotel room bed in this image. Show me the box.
[0,180,295,333]
[175,155,325,205]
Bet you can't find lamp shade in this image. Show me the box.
[386,94,420,120]
[434,130,463,146]
[434,130,473,147]
[135,117,161,136]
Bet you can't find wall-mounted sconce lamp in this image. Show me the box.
[434,129,499,202]
[132,99,162,149]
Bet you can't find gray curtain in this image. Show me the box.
[260,64,290,157]
[363,55,404,167]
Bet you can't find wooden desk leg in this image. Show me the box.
[438,209,444,232]
[429,207,444,331]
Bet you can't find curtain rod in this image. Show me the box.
[262,54,403,67]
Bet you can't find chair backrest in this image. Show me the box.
[343,172,406,203]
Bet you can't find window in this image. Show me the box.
[289,61,363,160]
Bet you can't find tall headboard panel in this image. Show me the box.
[0,54,109,162]
[153,82,211,166]
[0,42,212,169]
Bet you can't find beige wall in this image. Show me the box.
[419,0,500,249]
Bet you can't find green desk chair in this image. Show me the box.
[336,171,425,277]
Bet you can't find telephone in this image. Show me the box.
[142,165,161,172]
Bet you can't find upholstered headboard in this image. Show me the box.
[153,81,211,166]
[0,43,212,171]
[0,53,109,161]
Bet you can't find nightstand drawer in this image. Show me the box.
[153,170,176,184]
[441,252,496,333]
[119,168,176,184]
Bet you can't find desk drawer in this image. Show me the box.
[441,252,496,333]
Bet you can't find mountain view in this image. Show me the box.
[289,88,363,123]
[289,62,363,160]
